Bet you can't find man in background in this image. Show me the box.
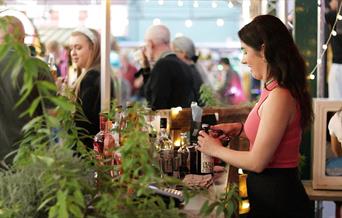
[326,0,342,98]
[142,24,195,110]
[0,16,48,167]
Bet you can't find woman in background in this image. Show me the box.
[69,27,113,150]
[197,15,313,217]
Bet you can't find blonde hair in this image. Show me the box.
[71,28,101,98]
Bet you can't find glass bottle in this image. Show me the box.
[178,132,190,178]
[197,124,214,174]
[158,118,174,176]
[93,114,107,160]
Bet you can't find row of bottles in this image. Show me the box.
[93,108,127,181]
[156,118,214,178]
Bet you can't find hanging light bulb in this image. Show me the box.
[216,18,224,27]
[177,0,184,7]
[193,0,199,8]
[322,44,328,50]
[308,74,316,80]
[185,19,193,28]
[228,1,234,8]
[317,58,322,65]
[332,30,337,36]
[212,1,218,8]
[158,0,164,5]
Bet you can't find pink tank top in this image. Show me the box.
[244,81,302,168]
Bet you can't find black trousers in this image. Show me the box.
[246,168,313,218]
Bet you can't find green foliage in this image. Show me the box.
[92,103,184,218]
[199,84,221,107]
[200,183,241,218]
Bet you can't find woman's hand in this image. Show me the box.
[211,122,243,138]
[197,130,224,157]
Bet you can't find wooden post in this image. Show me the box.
[101,0,111,113]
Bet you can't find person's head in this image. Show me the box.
[219,57,231,71]
[171,36,197,64]
[329,0,340,11]
[69,27,100,71]
[46,40,60,57]
[0,16,25,44]
[238,14,313,129]
[144,24,170,63]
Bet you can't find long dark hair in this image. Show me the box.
[238,15,313,129]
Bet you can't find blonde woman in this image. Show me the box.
[69,27,113,149]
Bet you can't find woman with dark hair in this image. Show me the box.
[197,15,313,217]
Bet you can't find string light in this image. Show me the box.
[185,19,193,28]
[228,1,234,8]
[310,3,342,79]
[212,1,218,8]
[317,58,322,65]
[216,18,224,27]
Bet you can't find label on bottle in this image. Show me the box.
[160,149,173,175]
[201,152,214,174]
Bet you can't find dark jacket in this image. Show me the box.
[0,49,52,164]
[75,69,114,150]
[144,54,195,110]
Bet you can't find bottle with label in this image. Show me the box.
[195,124,214,175]
[177,132,190,178]
[93,114,107,160]
[104,120,120,177]
[158,118,174,176]
[112,106,124,176]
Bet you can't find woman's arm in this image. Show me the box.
[197,88,296,172]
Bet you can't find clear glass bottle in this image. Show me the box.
[158,118,174,176]
[197,124,214,174]
[93,114,107,160]
[178,132,190,178]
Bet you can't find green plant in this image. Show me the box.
[200,183,241,218]
[199,84,221,107]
